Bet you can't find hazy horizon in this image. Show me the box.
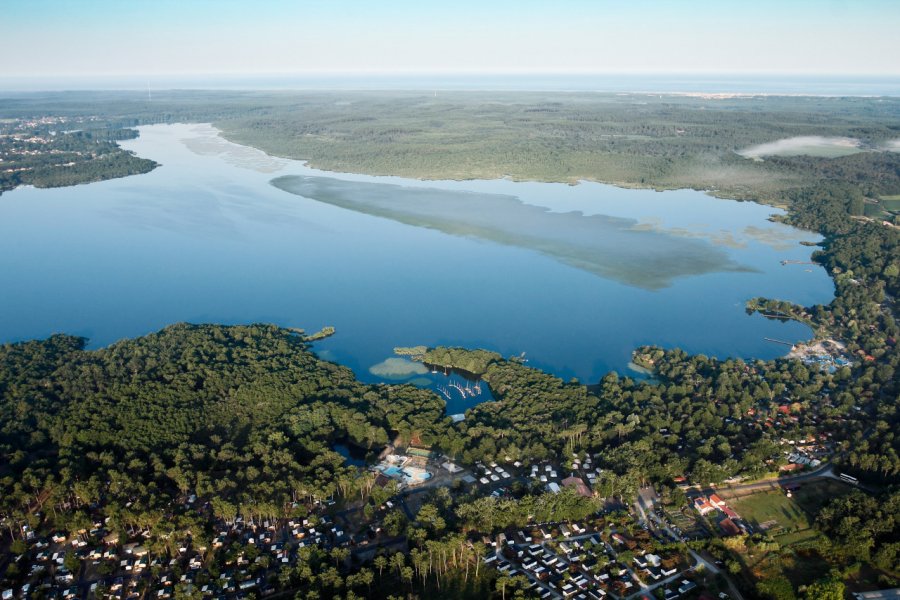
[2,0,899,90]
[3,72,900,96]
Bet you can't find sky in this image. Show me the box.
[2,0,899,83]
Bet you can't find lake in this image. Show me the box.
[0,123,834,407]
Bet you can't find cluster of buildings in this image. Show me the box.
[372,447,434,488]
[485,521,694,599]
[778,435,830,472]
[798,349,852,374]
[692,494,744,537]
[476,461,514,484]
[2,501,363,600]
[529,454,601,497]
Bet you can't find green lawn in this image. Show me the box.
[730,479,853,539]
[877,196,900,211]
[730,491,811,535]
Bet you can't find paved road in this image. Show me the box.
[700,464,871,498]
[715,464,836,494]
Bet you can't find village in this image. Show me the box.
[2,434,856,600]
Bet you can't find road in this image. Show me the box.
[701,464,871,498]
[635,487,746,600]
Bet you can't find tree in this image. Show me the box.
[373,555,387,578]
[63,550,81,574]
[10,539,27,555]
[757,575,797,600]
[803,579,844,600]
[330,547,349,568]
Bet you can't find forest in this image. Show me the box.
[0,324,453,535]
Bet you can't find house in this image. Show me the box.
[678,580,697,594]
[561,476,592,498]
[722,507,741,520]
[693,497,716,515]
[719,518,741,537]
[708,494,725,508]
[441,461,462,473]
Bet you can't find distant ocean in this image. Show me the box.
[3,73,900,96]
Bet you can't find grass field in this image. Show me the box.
[730,479,852,538]
[864,196,900,218]
[730,491,811,535]
[878,196,900,210]
[728,480,857,592]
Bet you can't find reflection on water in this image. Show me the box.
[272,175,755,290]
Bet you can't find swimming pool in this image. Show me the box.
[382,466,404,477]
[403,467,432,483]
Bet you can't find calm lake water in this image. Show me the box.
[0,124,834,407]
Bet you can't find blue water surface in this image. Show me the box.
[0,124,834,409]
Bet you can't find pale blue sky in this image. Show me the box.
[2,0,899,78]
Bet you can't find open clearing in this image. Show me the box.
[729,479,851,537]
[731,491,811,534]
[877,196,900,210]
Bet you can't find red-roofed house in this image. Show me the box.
[708,493,725,508]
[719,518,741,536]
[723,507,741,520]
